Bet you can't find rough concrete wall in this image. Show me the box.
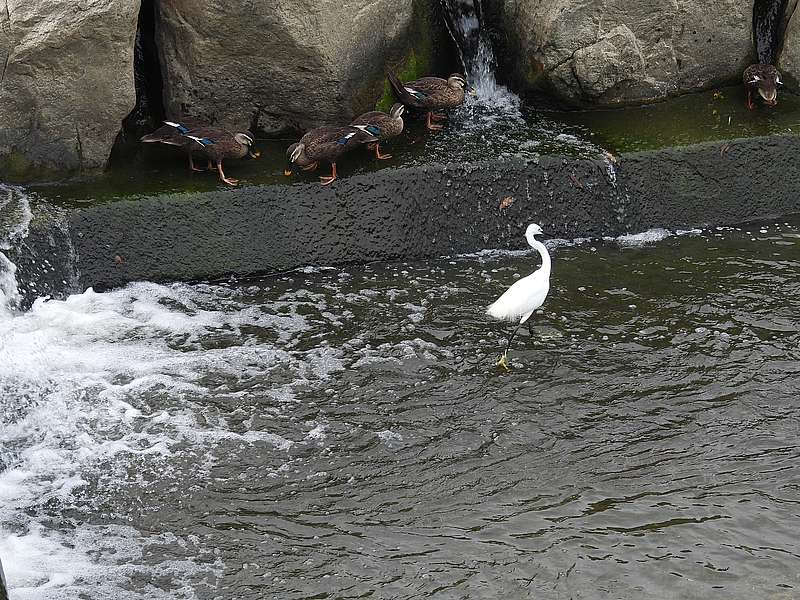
[0,0,140,178]
[12,134,800,303]
[154,0,419,133]
[497,0,754,106]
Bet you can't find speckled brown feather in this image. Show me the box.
[388,74,466,111]
[183,127,251,163]
[351,111,404,140]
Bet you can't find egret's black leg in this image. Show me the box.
[527,320,535,336]
[497,323,524,370]
[504,324,524,355]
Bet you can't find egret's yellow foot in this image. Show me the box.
[496,352,511,371]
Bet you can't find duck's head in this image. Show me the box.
[389,103,406,119]
[284,142,306,176]
[448,74,467,90]
[236,131,260,158]
[747,66,782,106]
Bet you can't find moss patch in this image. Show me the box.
[352,0,456,115]
[375,48,430,112]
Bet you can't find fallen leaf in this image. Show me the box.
[569,174,584,189]
[499,196,515,210]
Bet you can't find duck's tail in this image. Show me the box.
[387,71,415,106]
[140,121,194,145]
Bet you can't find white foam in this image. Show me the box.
[0,280,343,597]
[607,228,673,246]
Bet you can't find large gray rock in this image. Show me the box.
[779,1,800,85]
[0,0,140,178]
[497,0,755,106]
[155,0,429,133]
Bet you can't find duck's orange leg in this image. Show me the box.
[319,163,338,186]
[426,112,444,131]
[217,162,239,186]
[372,143,392,160]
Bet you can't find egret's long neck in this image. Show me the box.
[529,237,551,275]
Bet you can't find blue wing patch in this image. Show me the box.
[164,121,190,134]
[404,86,427,100]
[366,125,381,136]
[336,132,357,145]
[185,135,215,147]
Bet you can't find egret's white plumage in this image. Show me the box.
[487,223,552,368]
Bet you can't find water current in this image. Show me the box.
[1,206,798,599]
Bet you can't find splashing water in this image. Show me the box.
[440,0,521,114]
[0,185,33,316]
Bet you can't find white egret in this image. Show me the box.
[486,223,552,370]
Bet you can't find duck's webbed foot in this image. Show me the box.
[217,163,239,186]
[319,163,338,186]
[373,143,392,160]
[426,112,444,131]
[188,155,203,172]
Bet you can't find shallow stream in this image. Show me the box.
[1,218,798,599]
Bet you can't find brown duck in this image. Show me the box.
[350,103,405,160]
[387,72,467,130]
[141,121,260,185]
[743,64,783,109]
[140,118,206,171]
[285,126,377,185]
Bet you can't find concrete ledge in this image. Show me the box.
[14,134,800,300]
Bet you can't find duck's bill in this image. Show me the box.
[758,89,778,104]
[249,149,262,159]
[284,168,293,176]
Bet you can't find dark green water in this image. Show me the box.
[2,219,798,598]
[29,87,800,205]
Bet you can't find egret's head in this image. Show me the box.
[526,223,544,238]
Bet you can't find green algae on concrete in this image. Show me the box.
[554,87,800,152]
[23,86,800,205]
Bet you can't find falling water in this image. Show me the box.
[439,0,519,109]
[0,185,33,316]
[753,0,790,64]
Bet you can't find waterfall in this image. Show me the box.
[753,0,790,64]
[439,0,518,108]
[0,185,33,316]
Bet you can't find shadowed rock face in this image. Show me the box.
[0,0,141,177]
[496,0,755,106]
[154,0,418,134]
[778,1,800,83]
